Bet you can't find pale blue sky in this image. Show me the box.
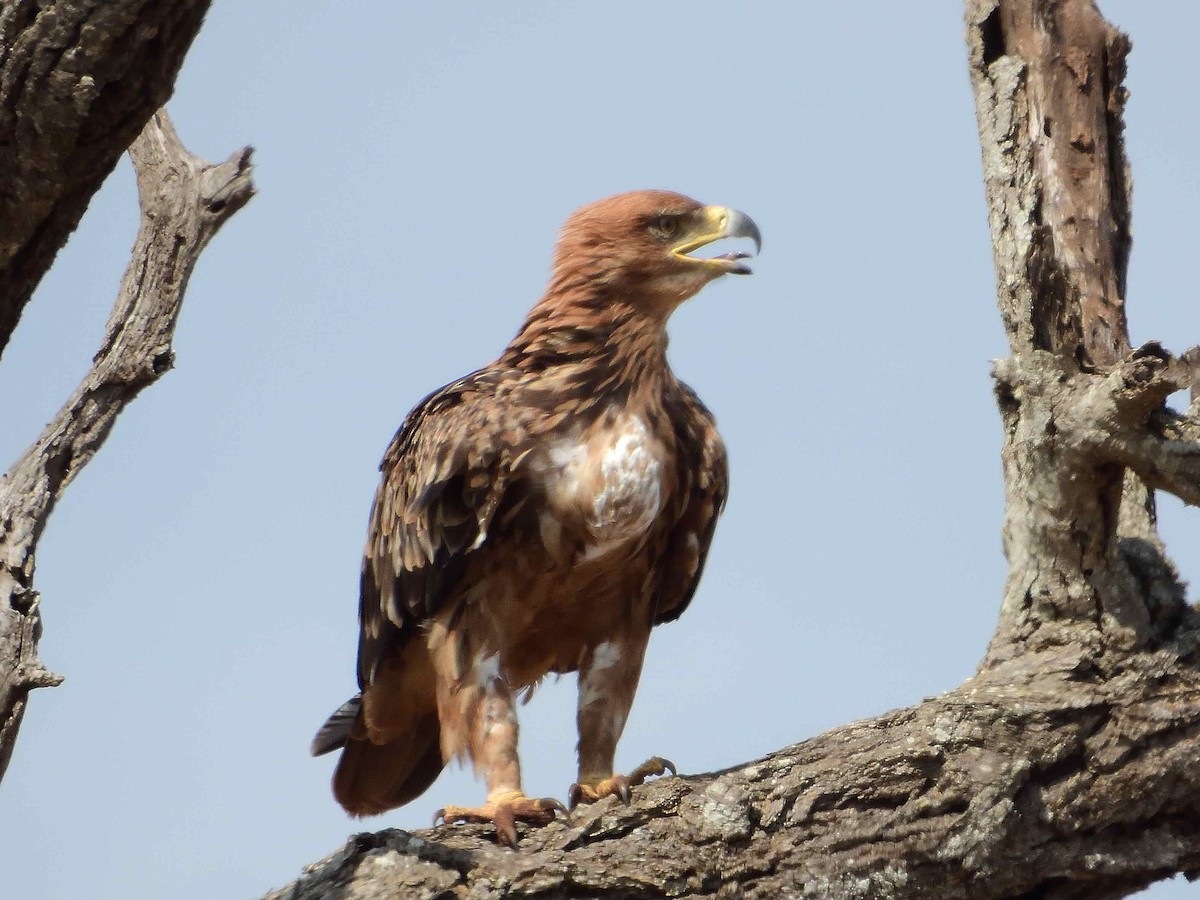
[3,3,1197,897]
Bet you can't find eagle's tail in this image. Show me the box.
[310,694,361,756]
[312,694,445,817]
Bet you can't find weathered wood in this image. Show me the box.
[968,0,1132,367]
[0,111,254,783]
[266,3,1200,898]
[0,0,213,360]
[966,0,1197,668]
[267,644,1200,899]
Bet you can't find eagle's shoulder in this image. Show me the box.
[653,378,729,624]
[356,366,531,687]
[663,378,727,495]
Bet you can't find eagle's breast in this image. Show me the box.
[538,413,667,558]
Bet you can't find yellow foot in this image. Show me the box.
[433,790,568,848]
[568,756,677,810]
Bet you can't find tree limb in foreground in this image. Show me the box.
[268,2,1200,898]
[0,0,213,360]
[0,111,254,783]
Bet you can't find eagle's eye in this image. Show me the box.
[648,215,679,240]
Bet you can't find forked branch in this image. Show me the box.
[0,111,254,783]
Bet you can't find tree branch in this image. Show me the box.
[967,0,1132,367]
[267,643,1200,900]
[963,0,1191,665]
[0,110,254,783]
[1115,418,1200,508]
[1084,344,1200,507]
[0,0,212,359]
[989,343,1200,510]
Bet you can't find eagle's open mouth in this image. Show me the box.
[673,207,761,275]
[700,249,755,275]
[676,243,756,275]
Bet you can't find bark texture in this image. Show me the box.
[0,0,210,359]
[0,111,254,781]
[267,2,1200,898]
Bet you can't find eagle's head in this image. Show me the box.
[548,190,761,317]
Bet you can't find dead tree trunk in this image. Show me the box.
[0,2,254,783]
[266,3,1200,898]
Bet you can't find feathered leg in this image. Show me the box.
[434,653,565,846]
[569,631,675,808]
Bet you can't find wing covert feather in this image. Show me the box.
[653,384,729,625]
[355,368,526,688]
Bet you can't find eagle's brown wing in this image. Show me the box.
[314,366,534,814]
[356,366,527,689]
[653,383,729,625]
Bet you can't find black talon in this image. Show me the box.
[617,778,632,805]
[567,784,583,811]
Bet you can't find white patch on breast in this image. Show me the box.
[548,436,589,470]
[543,434,589,510]
[540,414,665,559]
[590,416,663,539]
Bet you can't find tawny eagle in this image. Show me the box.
[312,190,760,846]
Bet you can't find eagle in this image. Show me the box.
[312,190,760,847]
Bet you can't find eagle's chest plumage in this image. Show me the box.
[537,413,669,559]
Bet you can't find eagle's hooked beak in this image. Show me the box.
[673,206,762,275]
